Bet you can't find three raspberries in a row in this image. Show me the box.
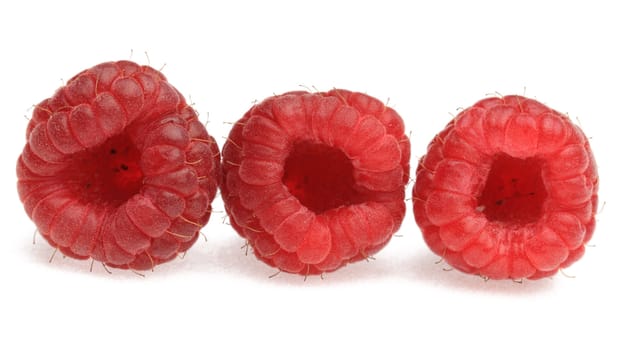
[17,61,599,280]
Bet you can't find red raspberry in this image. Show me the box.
[16,61,220,271]
[221,89,410,275]
[413,95,598,280]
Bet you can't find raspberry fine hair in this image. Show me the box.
[413,95,598,280]
[17,61,220,270]
[221,90,411,275]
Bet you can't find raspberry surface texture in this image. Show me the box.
[17,61,220,270]
[413,95,598,280]
[221,90,410,275]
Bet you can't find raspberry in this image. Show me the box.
[413,95,598,280]
[16,61,220,271]
[221,89,410,275]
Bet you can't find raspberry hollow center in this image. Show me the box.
[477,153,547,225]
[283,141,363,214]
[66,134,143,206]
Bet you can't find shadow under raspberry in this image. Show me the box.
[405,249,557,294]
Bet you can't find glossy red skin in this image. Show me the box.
[221,90,411,275]
[413,95,598,280]
[17,61,220,270]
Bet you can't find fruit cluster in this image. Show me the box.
[17,61,599,280]
[17,61,220,270]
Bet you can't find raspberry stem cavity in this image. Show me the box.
[282,141,364,214]
[69,133,143,206]
[477,153,547,225]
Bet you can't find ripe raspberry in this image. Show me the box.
[221,89,410,275]
[17,60,220,271]
[413,95,598,280]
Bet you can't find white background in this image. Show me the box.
[1,1,617,349]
